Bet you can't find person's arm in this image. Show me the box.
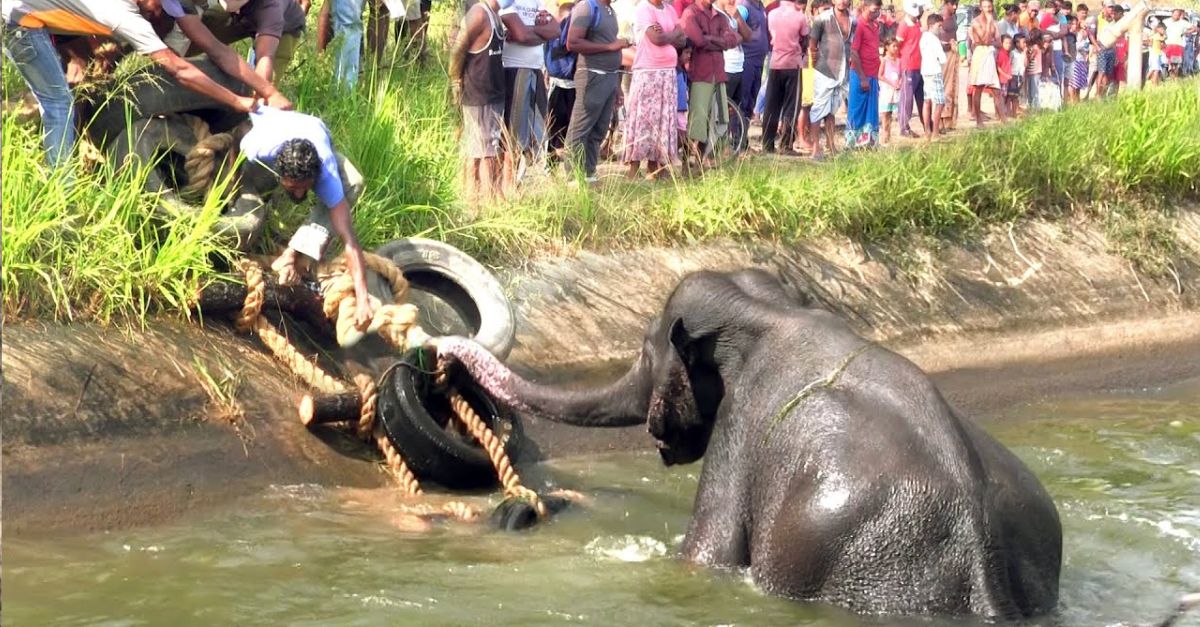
[449,6,482,102]
[734,8,753,42]
[716,10,740,48]
[679,7,710,49]
[174,14,292,109]
[808,17,821,64]
[252,34,281,81]
[327,198,374,327]
[501,11,548,44]
[148,48,258,112]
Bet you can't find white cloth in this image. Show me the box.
[1165,17,1190,46]
[809,68,845,122]
[500,0,546,69]
[919,30,945,75]
[717,7,745,73]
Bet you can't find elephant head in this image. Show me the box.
[435,269,807,466]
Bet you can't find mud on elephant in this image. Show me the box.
[433,269,1062,619]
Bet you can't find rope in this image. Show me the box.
[236,258,346,394]
[176,113,236,201]
[318,252,427,349]
[444,379,546,518]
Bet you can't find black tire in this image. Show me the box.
[374,238,516,361]
[376,349,524,490]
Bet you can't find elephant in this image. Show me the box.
[432,269,1063,619]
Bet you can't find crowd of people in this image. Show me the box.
[449,0,1200,197]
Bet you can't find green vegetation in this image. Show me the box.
[3,15,1198,323]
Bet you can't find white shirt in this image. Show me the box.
[1046,21,1062,52]
[500,0,546,69]
[919,29,945,75]
[1165,17,1190,46]
[717,7,745,74]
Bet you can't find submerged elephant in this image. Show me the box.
[433,269,1062,619]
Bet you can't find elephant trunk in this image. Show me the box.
[435,337,650,428]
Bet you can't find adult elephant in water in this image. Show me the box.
[433,269,1062,619]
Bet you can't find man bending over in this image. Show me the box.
[239,106,376,327]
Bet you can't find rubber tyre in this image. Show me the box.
[374,238,516,361]
[376,349,524,490]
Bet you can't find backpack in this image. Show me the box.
[545,0,602,80]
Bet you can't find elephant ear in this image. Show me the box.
[646,318,700,446]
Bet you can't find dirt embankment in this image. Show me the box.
[5,208,1200,536]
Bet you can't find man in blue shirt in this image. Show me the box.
[239,106,374,326]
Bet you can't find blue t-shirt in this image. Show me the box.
[240,107,344,208]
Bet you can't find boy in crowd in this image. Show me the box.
[919,12,946,143]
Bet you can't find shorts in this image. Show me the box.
[1007,75,1022,97]
[461,102,503,158]
[1165,44,1184,63]
[1098,47,1117,78]
[923,73,946,105]
[882,102,898,113]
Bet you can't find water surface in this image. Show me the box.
[6,379,1199,626]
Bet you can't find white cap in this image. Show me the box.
[904,0,923,16]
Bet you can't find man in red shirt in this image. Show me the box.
[847,0,881,148]
[682,0,740,164]
[895,0,925,137]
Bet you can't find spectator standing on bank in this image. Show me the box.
[1165,9,1197,77]
[846,0,882,149]
[681,0,739,166]
[938,0,959,131]
[736,0,769,146]
[565,0,632,182]
[967,0,1005,126]
[716,0,752,153]
[623,0,686,178]
[896,0,924,138]
[919,12,945,143]
[546,0,579,165]
[500,0,561,182]
[807,0,851,160]
[450,0,508,200]
[761,0,809,153]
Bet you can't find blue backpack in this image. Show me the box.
[545,0,602,80]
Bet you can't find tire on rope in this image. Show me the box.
[373,238,516,361]
[376,348,524,490]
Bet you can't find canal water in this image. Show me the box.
[6,379,1199,626]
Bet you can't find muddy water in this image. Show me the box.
[6,380,1199,626]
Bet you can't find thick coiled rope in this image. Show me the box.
[180,114,236,202]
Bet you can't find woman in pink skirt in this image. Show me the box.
[625,0,688,179]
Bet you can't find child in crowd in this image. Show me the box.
[1025,32,1042,110]
[1038,34,1059,109]
[919,13,947,144]
[1009,34,1026,117]
[677,46,693,171]
[996,34,1014,118]
[879,38,902,145]
[1149,22,1166,85]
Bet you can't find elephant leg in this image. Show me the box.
[679,459,750,568]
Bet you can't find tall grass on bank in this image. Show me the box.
[1,121,232,323]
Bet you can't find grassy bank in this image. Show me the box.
[3,19,1198,323]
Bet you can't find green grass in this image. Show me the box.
[3,12,1199,323]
